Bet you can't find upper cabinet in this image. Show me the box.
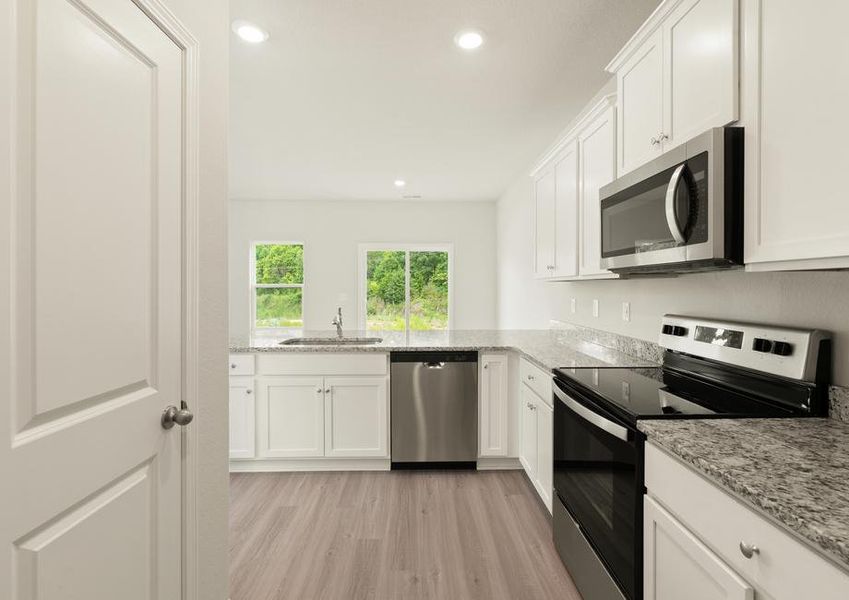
[531,95,618,282]
[741,1,849,270]
[607,0,739,175]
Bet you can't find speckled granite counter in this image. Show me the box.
[229,329,659,371]
[639,418,849,570]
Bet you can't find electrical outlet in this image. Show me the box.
[592,299,599,318]
[622,381,631,402]
[622,302,630,322]
[570,298,576,314]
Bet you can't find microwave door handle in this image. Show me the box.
[553,385,630,442]
[665,164,687,244]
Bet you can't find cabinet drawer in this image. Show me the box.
[228,353,255,376]
[256,353,388,376]
[519,357,552,406]
[646,443,849,600]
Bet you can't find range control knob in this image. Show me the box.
[771,341,793,356]
[752,338,773,353]
[662,324,688,337]
[662,324,674,335]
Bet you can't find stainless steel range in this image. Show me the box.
[551,315,831,600]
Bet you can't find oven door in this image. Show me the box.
[553,378,643,600]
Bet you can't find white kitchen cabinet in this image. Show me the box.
[534,167,556,278]
[534,400,553,512]
[229,377,256,459]
[553,143,580,278]
[644,496,754,600]
[258,376,325,458]
[741,1,849,270]
[519,385,538,476]
[617,29,664,174]
[324,376,388,458]
[578,103,617,277]
[646,443,849,600]
[530,96,617,281]
[608,0,738,175]
[479,353,509,457]
[518,363,553,514]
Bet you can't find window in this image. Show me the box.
[359,244,451,333]
[251,242,304,332]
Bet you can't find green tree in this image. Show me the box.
[255,244,303,284]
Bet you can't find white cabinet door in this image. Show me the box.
[553,143,579,278]
[743,1,849,269]
[534,400,553,513]
[663,0,738,148]
[479,354,509,457]
[579,105,617,277]
[229,377,256,459]
[618,29,664,174]
[324,376,388,457]
[644,497,754,600]
[258,376,325,458]
[519,386,539,478]
[534,167,557,278]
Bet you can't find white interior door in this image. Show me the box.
[0,0,185,597]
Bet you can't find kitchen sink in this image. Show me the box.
[279,337,383,346]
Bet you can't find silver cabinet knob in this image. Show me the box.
[230,363,237,369]
[161,404,194,429]
[245,389,252,395]
[659,132,669,141]
[650,137,659,146]
[483,363,489,370]
[325,388,331,394]
[315,387,322,394]
[527,374,535,381]
[739,541,760,559]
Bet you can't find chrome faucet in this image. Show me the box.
[331,307,343,338]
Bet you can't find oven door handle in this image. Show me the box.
[665,163,688,244]
[553,384,630,442]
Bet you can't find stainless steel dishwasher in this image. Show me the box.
[390,351,478,468]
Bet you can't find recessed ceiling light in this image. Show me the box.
[232,20,269,44]
[454,29,484,50]
[394,179,406,188]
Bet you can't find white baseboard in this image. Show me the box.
[229,458,391,473]
[476,456,522,470]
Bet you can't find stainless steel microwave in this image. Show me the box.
[599,127,743,274]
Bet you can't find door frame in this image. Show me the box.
[126,1,202,598]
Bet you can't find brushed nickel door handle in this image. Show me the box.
[161,403,194,429]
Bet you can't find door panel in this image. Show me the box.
[2,0,184,596]
[645,497,754,600]
[479,354,509,457]
[258,377,325,457]
[324,376,388,457]
[534,168,556,278]
[579,106,616,276]
[519,386,538,477]
[553,144,579,279]
[229,378,256,459]
[619,30,664,174]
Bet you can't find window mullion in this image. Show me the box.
[404,250,411,337]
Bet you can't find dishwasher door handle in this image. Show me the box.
[423,362,446,369]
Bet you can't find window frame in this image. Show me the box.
[250,240,306,334]
[357,243,454,333]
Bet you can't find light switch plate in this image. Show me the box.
[592,299,599,318]
[570,298,576,314]
[622,302,630,322]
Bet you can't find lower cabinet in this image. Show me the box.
[258,376,325,458]
[644,496,754,600]
[228,376,255,459]
[479,353,509,457]
[519,369,553,513]
[256,375,389,460]
[323,376,388,457]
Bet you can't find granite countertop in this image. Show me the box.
[229,329,659,371]
[639,418,849,571]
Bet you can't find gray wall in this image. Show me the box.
[229,199,498,337]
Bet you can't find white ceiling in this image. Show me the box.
[229,0,661,202]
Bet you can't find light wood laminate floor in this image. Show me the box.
[229,470,582,600]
